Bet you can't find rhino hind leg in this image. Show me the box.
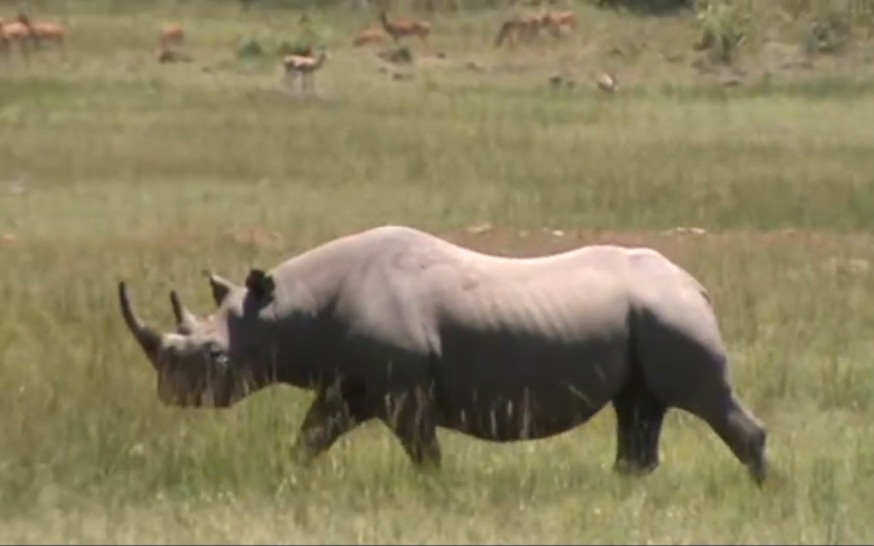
[693,391,767,485]
[633,308,768,485]
[611,373,667,475]
[380,383,442,469]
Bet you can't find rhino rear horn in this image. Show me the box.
[202,270,237,307]
[118,282,162,367]
[169,290,198,334]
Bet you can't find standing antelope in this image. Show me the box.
[0,17,33,57]
[379,11,431,44]
[540,10,576,39]
[281,49,329,95]
[494,13,544,47]
[15,12,65,49]
[160,23,185,50]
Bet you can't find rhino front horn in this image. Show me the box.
[169,290,198,334]
[118,282,162,367]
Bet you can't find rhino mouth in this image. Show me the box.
[158,369,239,409]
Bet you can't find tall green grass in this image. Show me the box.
[1,2,874,543]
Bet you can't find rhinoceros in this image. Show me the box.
[119,225,767,483]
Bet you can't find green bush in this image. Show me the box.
[693,0,748,64]
[802,9,853,55]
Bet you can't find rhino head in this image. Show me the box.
[118,270,276,409]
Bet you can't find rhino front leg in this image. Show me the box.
[380,383,442,470]
[292,382,371,466]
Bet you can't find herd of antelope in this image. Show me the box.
[350,8,576,50]
[1,6,615,95]
[348,8,614,93]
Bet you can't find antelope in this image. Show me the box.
[378,11,431,44]
[540,10,576,39]
[15,13,65,48]
[494,13,544,47]
[0,17,33,56]
[159,23,185,50]
[352,27,389,47]
[281,49,329,95]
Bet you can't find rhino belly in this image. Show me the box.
[433,329,629,442]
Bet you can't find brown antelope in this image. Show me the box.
[160,23,185,49]
[494,13,544,47]
[379,11,431,44]
[281,49,329,94]
[352,27,389,47]
[0,17,33,56]
[540,10,576,38]
[16,13,65,48]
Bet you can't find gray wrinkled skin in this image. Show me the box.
[119,225,767,484]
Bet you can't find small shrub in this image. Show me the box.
[693,0,748,64]
[802,10,853,55]
[237,38,265,60]
[380,46,414,64]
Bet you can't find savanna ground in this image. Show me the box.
[2,0,874,542]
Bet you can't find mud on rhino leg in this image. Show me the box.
[380,383,442,470]
[612,375,667,475]
[292,381,372,466]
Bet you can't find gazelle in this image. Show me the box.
[15,12,65,49]
[281,49,329,95]
[0,17,33,56]
[540,10,576,39]
[494,13,544,47]
[379,11,431,44]
[159,23,185,50]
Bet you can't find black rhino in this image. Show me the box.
[119,225,767,483]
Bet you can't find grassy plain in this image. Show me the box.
[2,0,874,543]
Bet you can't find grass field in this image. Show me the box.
[2,0,874,543]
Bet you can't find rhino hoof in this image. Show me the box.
[613,458,659,477]
[748,459,767,486]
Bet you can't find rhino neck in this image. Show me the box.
[245,279,342,391]
[254,232,377,390]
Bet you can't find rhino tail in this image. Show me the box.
[673,263,713,310]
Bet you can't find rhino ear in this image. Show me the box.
[245,268,275,303]
[202,270,237,307]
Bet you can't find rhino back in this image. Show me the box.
[274,227,714,440]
